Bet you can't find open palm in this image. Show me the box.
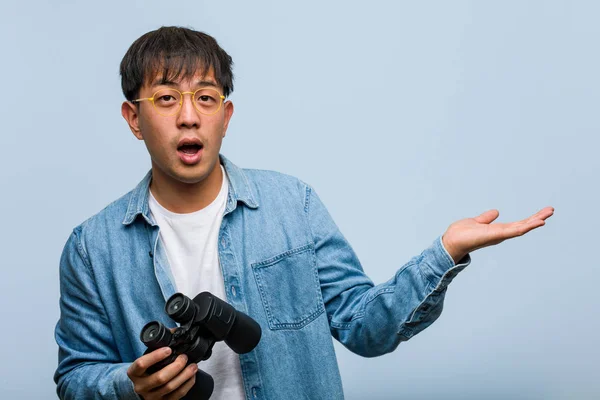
[442,207,555,263]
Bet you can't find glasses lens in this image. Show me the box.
[153,89,181,116]
[194,89,222,115]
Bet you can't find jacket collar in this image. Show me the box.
[122,154,259,226]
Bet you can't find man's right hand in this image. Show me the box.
[127,347,198,400]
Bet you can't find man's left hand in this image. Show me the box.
[442,207,555,264]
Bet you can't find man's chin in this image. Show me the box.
[152,158,218,186]
[172,163,218,185]
[174,172,209,185]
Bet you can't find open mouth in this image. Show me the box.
[177,137,204,165]
[176,139,204,164]
[178,143,203,154]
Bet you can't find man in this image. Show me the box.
[54,26,554,400]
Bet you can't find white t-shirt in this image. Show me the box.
[148,165,245,400]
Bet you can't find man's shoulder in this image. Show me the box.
[69,166,316,240]
[242,167,309,186]
[240,167,313,201]
[70,188,135,240]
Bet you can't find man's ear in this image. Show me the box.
[121,101,143,140]
[221,100,234,138]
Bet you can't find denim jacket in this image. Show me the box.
[54,154,470,399]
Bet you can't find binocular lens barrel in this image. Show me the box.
[224,310,262,354]
[166,293,196,323]
[140,321,172,349]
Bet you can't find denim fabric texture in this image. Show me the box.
[54,154,471,399]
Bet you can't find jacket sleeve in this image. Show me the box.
[54,228,140,399]
[305,184,471,357]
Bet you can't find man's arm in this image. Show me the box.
[304,184,552,357]
[54,228,140,399]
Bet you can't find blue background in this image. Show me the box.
[1,1,598,399]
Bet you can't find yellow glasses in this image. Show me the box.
[133,88,226,116]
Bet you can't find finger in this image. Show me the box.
[516,219,546,236]
[154,363,198,397]
[502,206,554,229]
[165,373,197,400]
[498,218,546,240]
[128,347,172,378]
[146,354,189,391]
[473,209,500,224]
[525,206,554,223]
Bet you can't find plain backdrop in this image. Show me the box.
[1,1,598,399]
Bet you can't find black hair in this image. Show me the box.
[119,26,234,101]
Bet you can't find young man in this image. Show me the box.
[54,26,554,400]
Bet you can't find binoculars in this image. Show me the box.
[140,292,262,399]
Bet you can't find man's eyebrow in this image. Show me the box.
[195,80,218,88]
[151,78,176,87]
[150,79,219,88]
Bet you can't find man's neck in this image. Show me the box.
[149,163,224,214]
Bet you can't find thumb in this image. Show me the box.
[474,209,500,224]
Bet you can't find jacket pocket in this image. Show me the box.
[251,243,324,330]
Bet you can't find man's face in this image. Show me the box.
[122,68,234,186]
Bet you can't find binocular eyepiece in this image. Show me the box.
[140,292,262,400]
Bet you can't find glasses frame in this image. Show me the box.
[132,87,226,116]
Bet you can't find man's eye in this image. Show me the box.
[158,95,176,102]
[198,95,215,103]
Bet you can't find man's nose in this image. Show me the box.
[176,93,200,128]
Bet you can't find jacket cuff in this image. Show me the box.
[116,364,142,399]
[421,236,471,288]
